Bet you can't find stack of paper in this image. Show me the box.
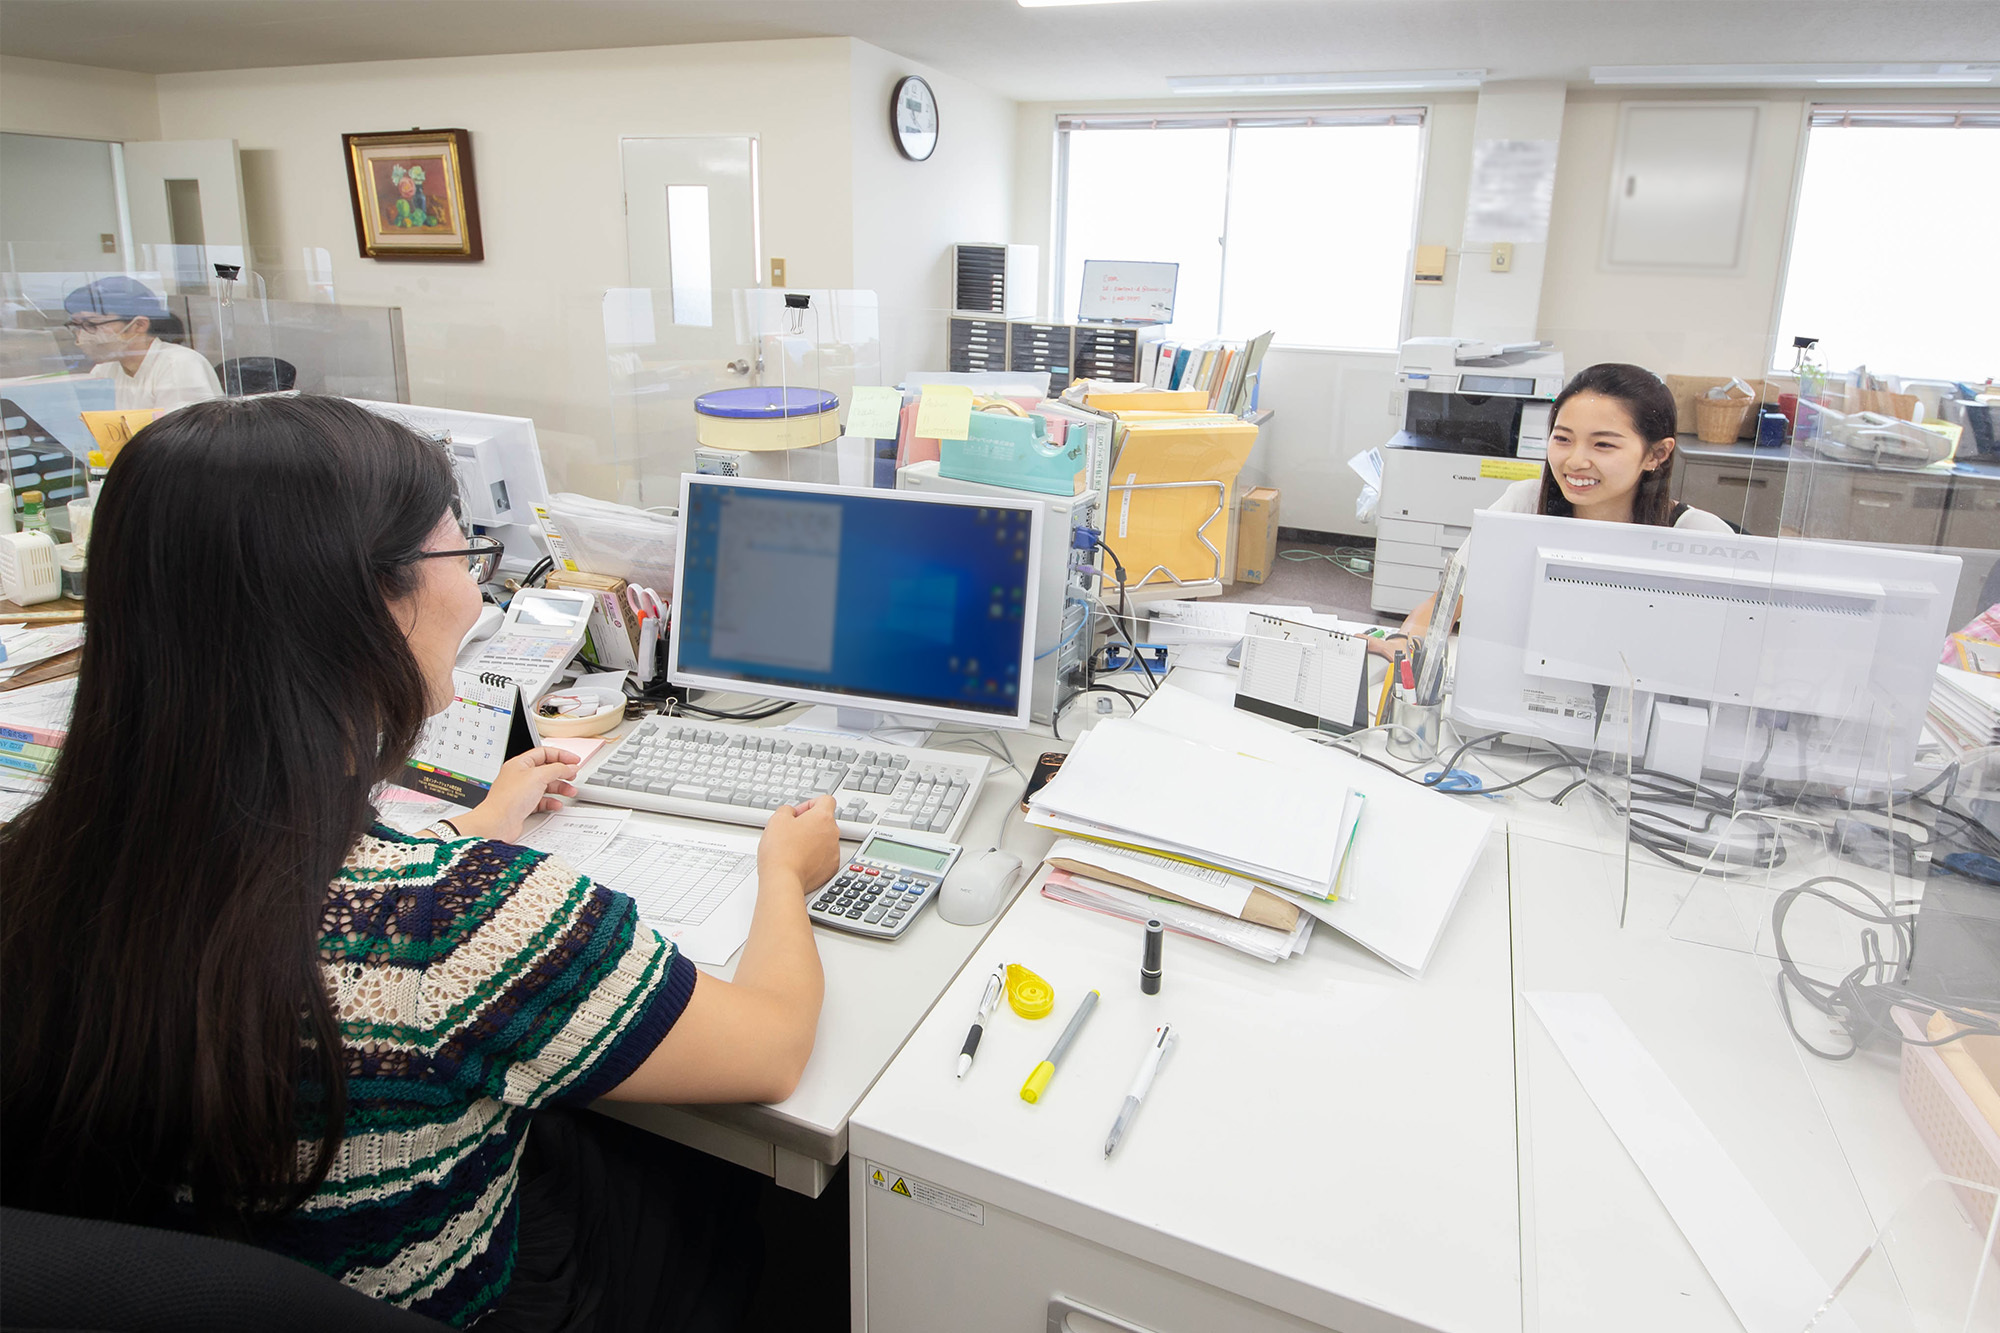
[1030,715,1352,898]
[1929,665,2000,754]
[0,675,77,823]
[1041,868,1312,964]
[1032,680,1494,976]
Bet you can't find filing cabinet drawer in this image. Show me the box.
[859,1164,1339,1333]
[1009,322,1073,376]
[1942,476,2000,551]
[948,317,1010,374]
[1799,466,1948,547]
[1674,457,1785,536]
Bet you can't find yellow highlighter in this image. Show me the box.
[1021,989,1099,1104]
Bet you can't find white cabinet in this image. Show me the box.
[1604,104,1761,270]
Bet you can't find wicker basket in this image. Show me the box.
[1693,395,1756,444]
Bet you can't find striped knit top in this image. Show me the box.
[256,823,698,1327]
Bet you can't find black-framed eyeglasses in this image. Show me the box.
[417,534,503,585]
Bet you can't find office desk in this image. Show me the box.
[592,717,1051,1198]
[848,707,1981,1330]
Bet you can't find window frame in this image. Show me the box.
[1767,101,2000,374]
[1051,107,1433,353]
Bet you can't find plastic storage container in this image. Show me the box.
[939,409,1088,496]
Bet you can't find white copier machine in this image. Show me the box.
[1372,337,1565,615]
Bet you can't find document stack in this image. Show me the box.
[1928,665,2000,756]
[1028,680,1494,976]
[0,675,76,824]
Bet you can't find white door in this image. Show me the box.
[120,138,250,292]
[615,136,762,502]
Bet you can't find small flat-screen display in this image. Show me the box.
[671,478,1041,727]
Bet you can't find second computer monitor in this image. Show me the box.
[670,476,1043,729]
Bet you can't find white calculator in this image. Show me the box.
[808,831,962,940]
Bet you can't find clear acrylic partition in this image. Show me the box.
[605,287,884,508]
[1507,322,1997,1330]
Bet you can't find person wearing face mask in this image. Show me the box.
[1374,363,1734,657]
[63,275,223,414]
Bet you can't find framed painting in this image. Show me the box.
[342,128,484,261]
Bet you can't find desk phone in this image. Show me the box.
[466,588,596,701]
[809,831,962,940]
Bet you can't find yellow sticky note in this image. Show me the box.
[845,385,903,440]
[1478,458,1543,481]
[915,384,974,441]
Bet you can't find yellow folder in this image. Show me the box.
[1102,413,1259,588]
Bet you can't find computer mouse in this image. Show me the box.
[936,848,1027,926]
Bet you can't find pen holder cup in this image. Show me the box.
[1385,694,1442,762]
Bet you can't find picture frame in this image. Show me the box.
[342,128,484,261]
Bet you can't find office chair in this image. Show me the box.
[216,356,298,396]
[0,1206,449,1332]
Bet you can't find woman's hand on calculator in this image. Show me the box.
[759,795,841,894]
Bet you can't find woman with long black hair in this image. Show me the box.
[1374,362,1736,656]
[1,394,838,1329]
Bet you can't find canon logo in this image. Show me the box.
[1651,538,1760,561]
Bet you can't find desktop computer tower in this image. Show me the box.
[897,462,1093,726]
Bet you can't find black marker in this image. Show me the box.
[1141,918,1163,995]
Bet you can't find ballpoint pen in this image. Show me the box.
[1021,989,1099,1104]
[1104,1023,1175,1157]
[956,964,1005,1079]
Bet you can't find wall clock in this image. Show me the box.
[891,76,939,162]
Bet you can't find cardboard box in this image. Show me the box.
[1235,487,1280,585]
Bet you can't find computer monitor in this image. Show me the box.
[670,476,1042,729]
[349,400,549,574]
[1452,511,1961,785]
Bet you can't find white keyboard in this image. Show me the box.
[573,715,991,841]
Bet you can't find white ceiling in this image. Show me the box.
[1,0,1996,102]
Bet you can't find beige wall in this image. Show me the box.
[150,39,859,493]
[849,39,1016,382]
[1540,87,2000,381]
[0,55,160,141]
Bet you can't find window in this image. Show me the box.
[1774,107,2000,382]
[1055,111,1425,350]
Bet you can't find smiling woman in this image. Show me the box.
[1372,363,1735,656]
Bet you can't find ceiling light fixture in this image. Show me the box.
[1167,69,1486,95]
[1018,0,1162,8]
[1591,63,2000,87]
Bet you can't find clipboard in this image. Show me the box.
[1232,613,1369,735]
[402,669,538,807]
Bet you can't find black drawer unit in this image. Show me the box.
[952,244,1011,316]
[1071,324,1143,381]
[1008,321,1072,378]
[947,317,1010,373]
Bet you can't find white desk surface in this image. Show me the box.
[848,675,1971,1331]
[850,832,1523,1333]
[591,713,1055,1192]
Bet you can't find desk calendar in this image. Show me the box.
[403,669,536,807]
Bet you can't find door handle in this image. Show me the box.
[1048,1296,1160,1333]
[726,359,750,375]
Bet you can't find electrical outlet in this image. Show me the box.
[1490,242,1514,273]
[100,234,117,254]
[769,258,786,286]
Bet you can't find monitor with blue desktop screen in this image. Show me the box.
[670,476,1042,728]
